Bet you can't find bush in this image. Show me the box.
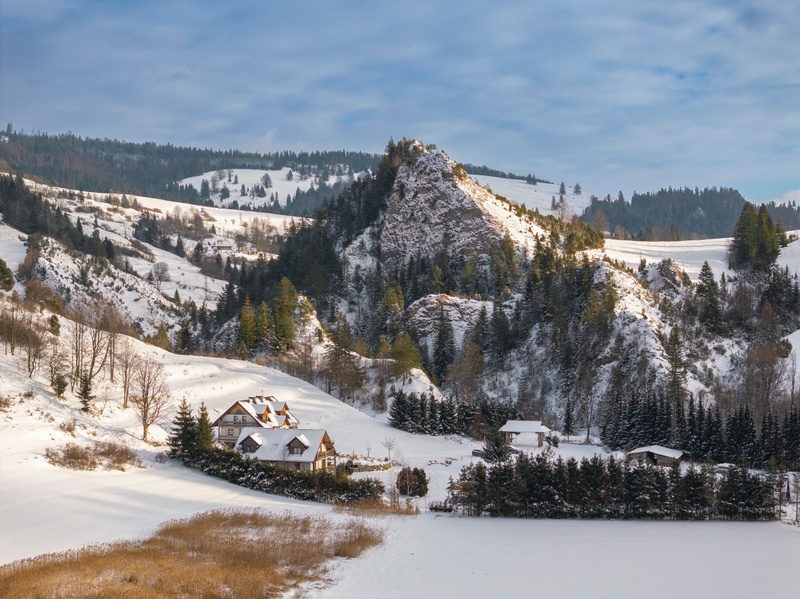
[45,443,98,470]
[45,441,142,471]
[396,466,429,497]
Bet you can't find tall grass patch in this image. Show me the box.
[0,509,384,598]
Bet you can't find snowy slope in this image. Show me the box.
[589,237,733,281]
[180,167,358,210]
[470,173,592,216]
[0,218,27,293]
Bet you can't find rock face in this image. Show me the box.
[379,149,540,269]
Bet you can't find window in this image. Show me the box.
[290,445,304,455]
[227,429,234,436]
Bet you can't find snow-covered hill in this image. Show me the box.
[180,167,360,210]
[469,173,592,216]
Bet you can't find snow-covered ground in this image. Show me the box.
[180,167,358,210]
[318,516,800,599]
[0,218,27,293]
[469,174,592,216]
[591,237,734,281]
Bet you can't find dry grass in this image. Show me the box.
[335,492,420,517]
[45,441,142,471]
[0,509,384,599]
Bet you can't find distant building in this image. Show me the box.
[499,420,551,448]
[236,427,336,472]
[626,445,684,467]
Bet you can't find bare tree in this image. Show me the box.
[381,436,397,463]
[117,340,137,409]
[131,357,171,442]
[150,262,171,292]
[21,315,46,377]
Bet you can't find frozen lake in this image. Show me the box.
[316,515,800,599]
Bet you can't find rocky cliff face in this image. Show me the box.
[379,148,544,269]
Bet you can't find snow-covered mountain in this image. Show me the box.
[381,149,545,267]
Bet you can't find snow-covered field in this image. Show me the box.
[592,237,734,281]
[180,167,358,210]
[319,517,800,599]
[469,174,592,215]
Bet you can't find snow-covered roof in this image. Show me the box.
[235,427,331,463]
[627,445,684,459]
[499,420,551,434]
[212,399,298,427]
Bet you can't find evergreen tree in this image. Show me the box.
[169,397,198,460]
[78,372,93,413]
[697,261,722,332]
[0,258,14,291]
[432,307,455,383]
[563,398,575,442]
[272,277,298,352]
[196,402,215,453]
[238,296,258,356]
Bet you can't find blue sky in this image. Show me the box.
[1,0,799,202]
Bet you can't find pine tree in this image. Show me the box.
[272,277,298,352]
[432,307,455,383]
[238,297,258,356]
[563,399,575,442]
[196,403,215,453]
[169,397,197,460]
[0,258,14,291]
[78,372,93,413]
[697,261,722,332]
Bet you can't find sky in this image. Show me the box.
[1,0,799,203]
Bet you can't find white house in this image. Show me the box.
[499,420,552,448]
[235,427,336,472]
[211,396,299,447]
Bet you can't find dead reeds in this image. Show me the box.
[0,509,383,598]
[44,441,142,471]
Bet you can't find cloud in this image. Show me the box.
[0,0,798,200]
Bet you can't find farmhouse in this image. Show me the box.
[212,396,299,447]
[236,427,336,472]
[499,420,551,448]
[627,445,684,467]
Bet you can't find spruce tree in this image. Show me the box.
[169,397,197,460]
[238,296,258,356]
[697,261,722,332]
[432,307,455,383]
[78,372,94,413]
[196,403,215,453]
[563,399,575,442]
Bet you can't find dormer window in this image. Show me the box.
[290,445,304,455]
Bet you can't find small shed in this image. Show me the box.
[499,420,551,448]
[627,445,684,467]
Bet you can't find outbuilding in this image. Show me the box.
[499,420,551,448]
[627,445,684,467]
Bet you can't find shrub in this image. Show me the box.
[396,466,429,497]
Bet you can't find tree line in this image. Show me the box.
[602,390,800,470]
[447,452,778,520]
[389,390,519,439]
[0,128,380,203]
